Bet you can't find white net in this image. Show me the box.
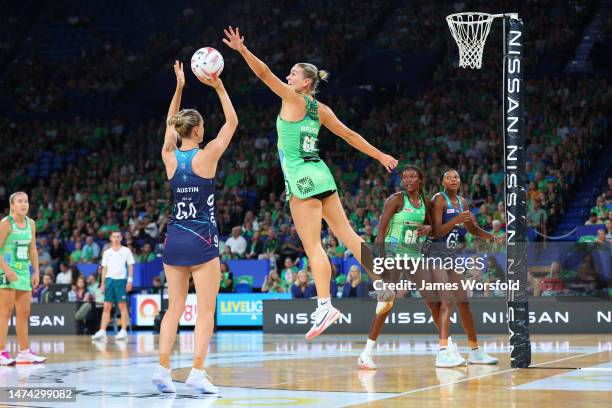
[446,12,496,69]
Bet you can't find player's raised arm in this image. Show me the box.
[196,75,239,160]
[223,26,301,103]
[318,103,398,173]
[162,61,184,156]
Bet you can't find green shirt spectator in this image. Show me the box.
[70,242,84,264]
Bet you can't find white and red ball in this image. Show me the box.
[191,47,224,80]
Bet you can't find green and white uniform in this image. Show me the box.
[276,95,337,200]
[384,194,426,258]
[0,215,33,291]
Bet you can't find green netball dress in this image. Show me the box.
[384,194,426,258]
[276,95,337,200]
[0,215,33,291]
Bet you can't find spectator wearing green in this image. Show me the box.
[137,243,156,263]
[219,262,233,293]
[280,257,298,281]
[70,241,84,264]
[82,236,101,263]
[527,199,547,240]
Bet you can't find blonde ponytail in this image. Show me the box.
[166,109,203,140]
[297,63,329,94]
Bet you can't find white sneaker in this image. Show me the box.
[468,348,498,365]
[305,305,341,340]
[449,343,466,365]
[151,365,176,393]
[185,368,218,394]
[115,329,128,341]
[358,352,377,370]
[91,330,107,341]
[435,348,466,368]
[16,349,46,364]
[0,351,15,366]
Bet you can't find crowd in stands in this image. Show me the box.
[584,177,612,245]
[0,0,609,303]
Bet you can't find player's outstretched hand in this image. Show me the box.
[378,153,398,173]
[173,60,185,89]
[195,73,223,90]
[223,26,245,53]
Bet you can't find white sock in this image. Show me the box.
[158,364,171,373]
[448,336,453,346]
[364,339,376,355]
[191,368,206,376]
[317,297,331,309]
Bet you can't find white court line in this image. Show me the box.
[578,367,612,371]
[350,349,609,406]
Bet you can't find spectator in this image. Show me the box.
[574,253,606,293]
[70,241,84,264]
[281,268,296,292]
[291,270,315,299]
[280,257,298,280]
[341,265,369,298]
[143,216,159,241]
[221,246,234,261]
[224,226,247,257]
[591,196,607,222]
[527,199,547,240]
[34,272,54,303]
[260,229,280,264]
[219,262,233,293]
[584,212,600,226]
[326,237,346,258]
[595,229,607,246]
[151,276,163,294]
[137,243,156,263]
[38,243,52,270]
[245,230,264,259]
[280,226,304,260]
[605,220,612,243]
[539,261,567,296]
[56,263,73,284]
[72,275,94,334]
[261,269,284,293]
[489,220,505,253]
[82,236,101,263]
[49,238,66,270]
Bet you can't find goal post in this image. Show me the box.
[447,12,532,368]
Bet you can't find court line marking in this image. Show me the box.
[347,350,608,406]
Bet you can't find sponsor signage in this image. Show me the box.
[132,294,197,327]
[8,303,77,335]
[216,293,292,326]
[263,298,612,334]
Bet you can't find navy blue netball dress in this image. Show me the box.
[162,148,219,266]
[432,191,466,257]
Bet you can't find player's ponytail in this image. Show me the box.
[298,63,329,95]
[167,109,203,140]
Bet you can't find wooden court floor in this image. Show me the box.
[0,332,610,407]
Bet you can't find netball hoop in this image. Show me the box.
[446,11,532,369]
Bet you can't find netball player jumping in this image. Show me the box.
[224,26,397,339]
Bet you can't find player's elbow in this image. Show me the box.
[226,116,239,130]
[256,65,271,80]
